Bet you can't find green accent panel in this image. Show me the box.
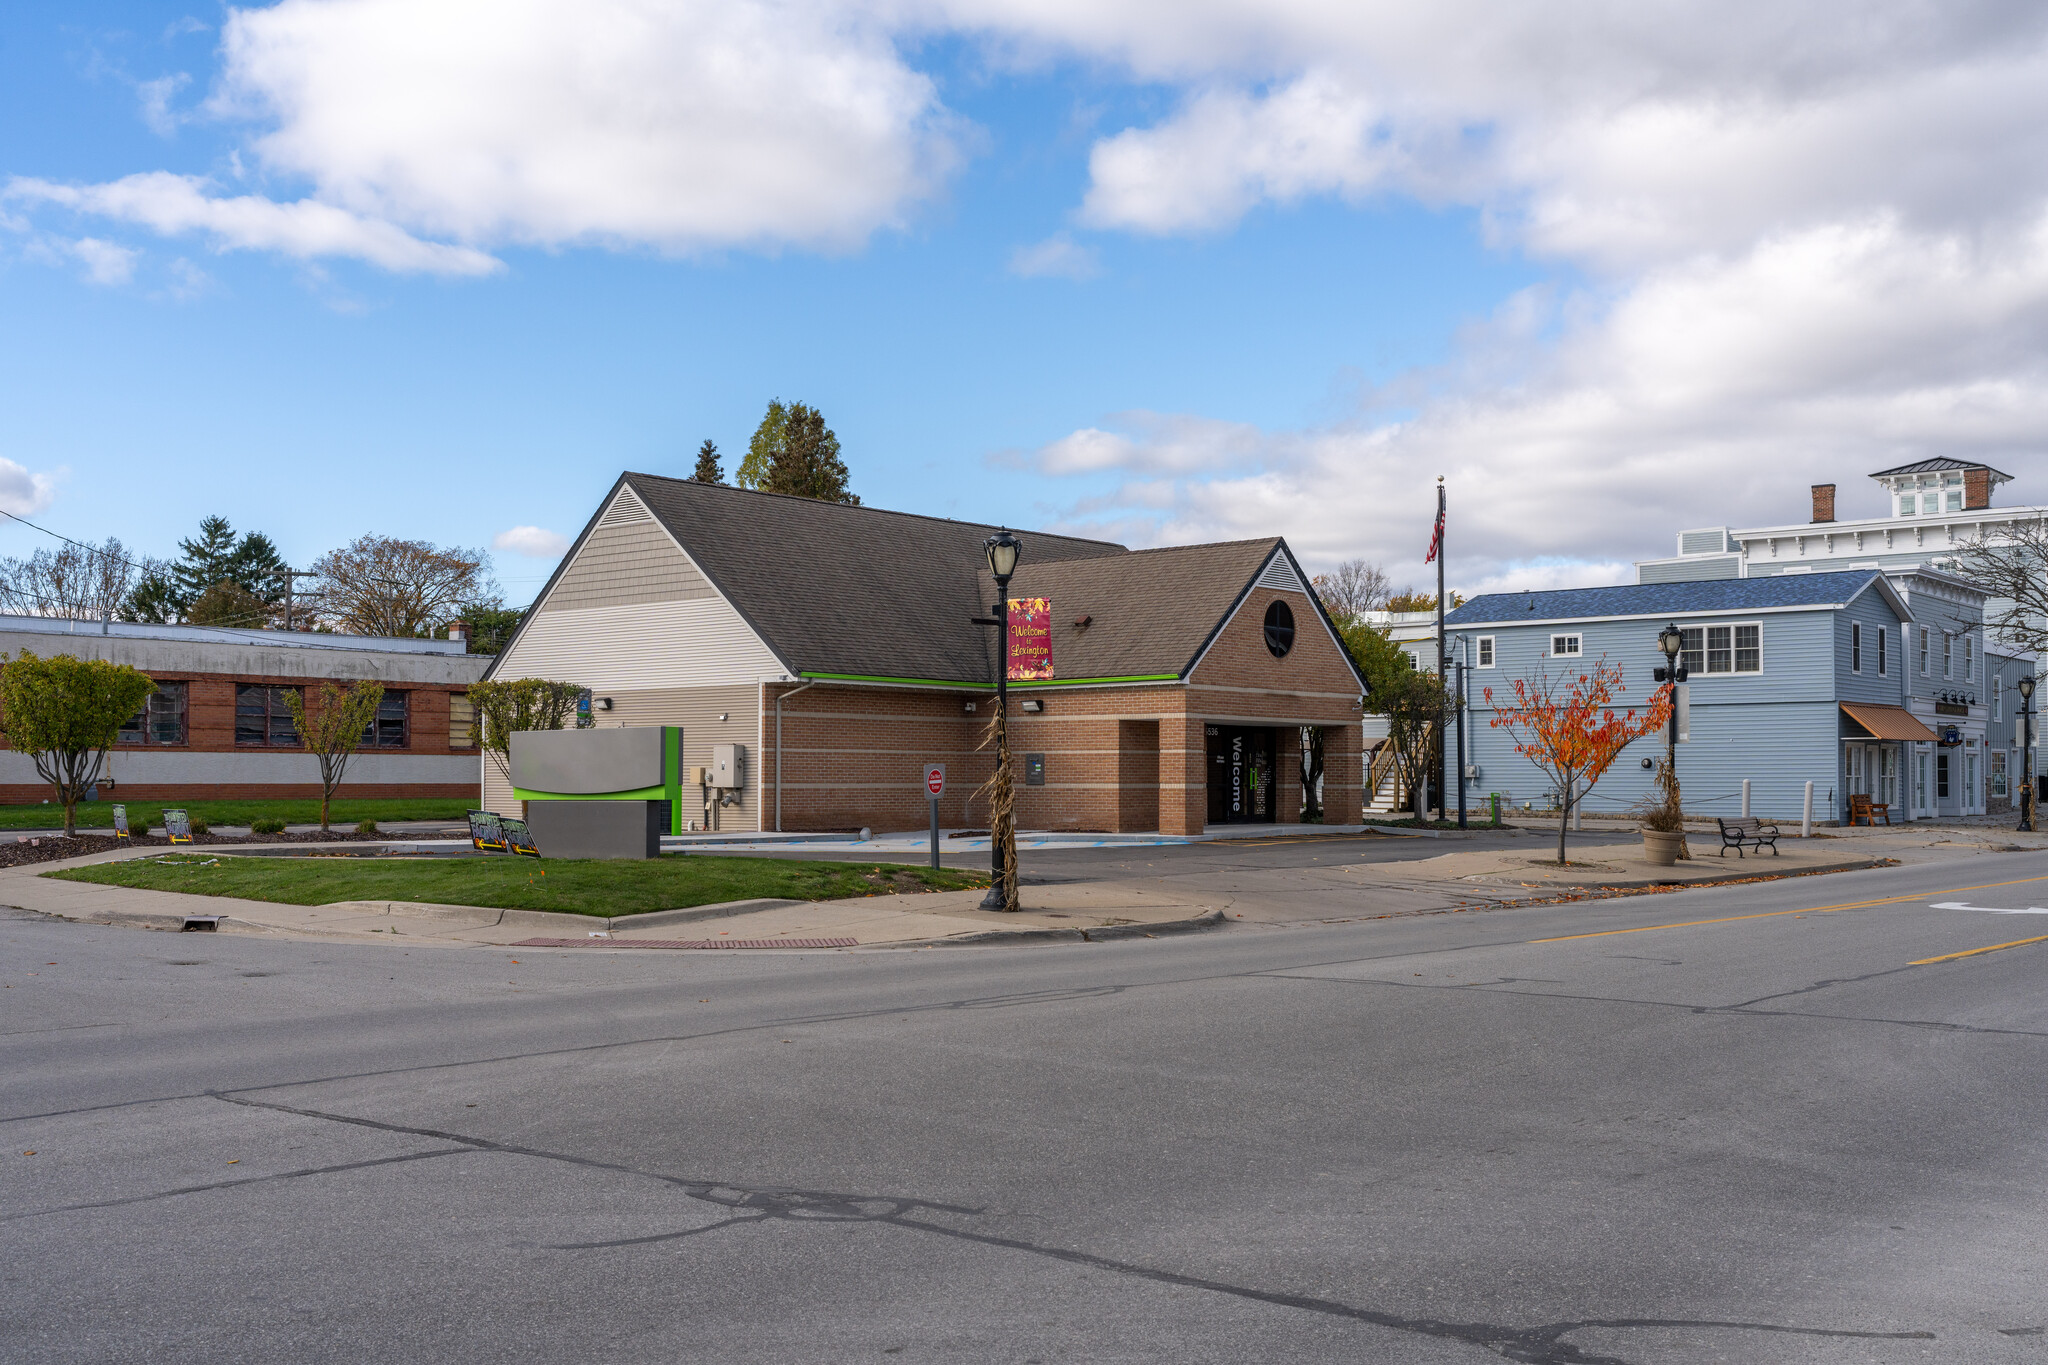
[664,726,683,835]
[797,671,1182,689]
[513,785,666,802]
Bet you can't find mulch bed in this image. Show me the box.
[0,829,408,869]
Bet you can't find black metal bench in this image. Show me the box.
[1716,816,1780,857]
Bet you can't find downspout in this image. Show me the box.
[774,679,820,833]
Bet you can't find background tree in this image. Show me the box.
[185,580,271,628]
[1376,667,1446,819]
[0,538,162,621]
[169,516,287,616]
[1313,559,1394,624]
[468,678,584,790]
[1384,589,1465,614]
[1485,657,1670,864]
[736,399,788,489]
[311,535,494,637]
[283,680,386,830]
[0,651,156,835]
[764,402,859,504]
[119,567,181,624]
[1298,725,1326,821]
[455,602,526,654]
[691,439,724,484]
[1952,524,2048,652]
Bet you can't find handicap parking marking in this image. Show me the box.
[1927,901,2048,915]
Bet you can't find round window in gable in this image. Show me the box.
[1263,600,1296,657]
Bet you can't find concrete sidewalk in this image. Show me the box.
[0,843,1230,950]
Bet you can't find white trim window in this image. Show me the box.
[1919,625,1929,675]
[1550,633,1582,658]
[1991,748,2009,799]
[1476,636,1496,668]
[1851,622,1863,673]
[1943,634,1952,679]
[1995,673,2003,721]
[1877,625,1887,676]
[1967,634,1976,682]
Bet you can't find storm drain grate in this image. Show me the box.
[510,937,860,950]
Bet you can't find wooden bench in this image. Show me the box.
[1848,794,1891,826]
[1716,816,1780,857]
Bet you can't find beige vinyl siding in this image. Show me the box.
[540,519,715,611]
[601,685,762,832]
[503,599,782,688]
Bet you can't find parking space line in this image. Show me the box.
[1909,934,2048,965]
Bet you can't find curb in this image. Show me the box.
[886,907,1228,948]
[608,898,806,930]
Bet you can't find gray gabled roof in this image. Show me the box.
[1443,569,1902,628]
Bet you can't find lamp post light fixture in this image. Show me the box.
[2018,674,2037,833]
[979,530,1023,910]
[1654,623,1687,776]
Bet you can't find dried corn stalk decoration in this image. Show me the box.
[976,708,1020,911]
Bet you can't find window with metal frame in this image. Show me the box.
[118,681,188,746]
[235,685,301,747]
[361,691,409,748]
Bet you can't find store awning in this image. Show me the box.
[1840,703,1941,742]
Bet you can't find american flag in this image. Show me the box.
[1423,501,1444,564]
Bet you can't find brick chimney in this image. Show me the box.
[1810,484,1836,523]
[1964,467,1991,510]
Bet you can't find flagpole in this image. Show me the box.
[1435,477,1448,825]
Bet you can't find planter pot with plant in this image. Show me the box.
[1631,754,1688,866]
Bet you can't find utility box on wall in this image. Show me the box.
[710,744,745,789]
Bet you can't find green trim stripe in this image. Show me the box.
[797,671,1181,689]
[663,725,683,835]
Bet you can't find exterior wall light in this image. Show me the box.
[1022,699,1044,713]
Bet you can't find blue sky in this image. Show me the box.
[5,1,2045,604]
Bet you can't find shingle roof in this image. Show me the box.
[984,539,1284,679]
[1867,457,2014,480]
[1443,570,1887,627]
[622,474,1124,683]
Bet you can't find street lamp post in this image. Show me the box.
[978,530,1022,910]
[2018,675,2036,834]
[1655,623,1687,779]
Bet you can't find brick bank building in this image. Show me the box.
[484,474,1367,834]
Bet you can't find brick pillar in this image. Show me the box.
[1324,724,1363,824]
[1810,484,1836,523]
[1964,467,1991,510]
[1158,714,1206,836]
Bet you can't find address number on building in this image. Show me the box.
[925,764,945,797]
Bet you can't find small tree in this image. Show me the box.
[454,602,526,654]
[691,439,724,484]
[1298,725,1325,822]
[1485,657,1671,864]
[1377,667,1444,818]
[736,399,788,490]
[468,678,584,791]
[0,651,156,835]
[1951,523,2048,653]
[283,681,386,831]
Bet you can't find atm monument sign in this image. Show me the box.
[1008,596,1053,681]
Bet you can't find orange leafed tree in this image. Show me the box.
[1485,657,1671,864]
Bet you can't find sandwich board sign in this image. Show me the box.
[163,809,193,844]
[467,810,507,852]
[112,805,130,839]
[500,816,541,859]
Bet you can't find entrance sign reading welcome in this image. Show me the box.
[1008,597,1053,681]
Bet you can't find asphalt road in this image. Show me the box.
[5,854,2047,1363]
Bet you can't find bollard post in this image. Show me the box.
[929,795,940,870]
[1742,779,1752,819]
[1572,778,1583,832]
[1802,780,1814,838]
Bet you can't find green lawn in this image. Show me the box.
[0,798,475,831]
[47,851,989,917]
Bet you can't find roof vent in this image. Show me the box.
[1254,552,1305,594]
[597,487,654,528]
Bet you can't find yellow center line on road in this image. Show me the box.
[1909,934,2048,965]
[1528,872,2048,945]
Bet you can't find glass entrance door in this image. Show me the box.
[1205,725,1278,825]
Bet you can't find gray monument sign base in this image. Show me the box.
[525,800,671,860]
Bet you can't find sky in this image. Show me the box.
[4,1,2047,608]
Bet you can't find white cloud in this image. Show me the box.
[493,525,571,558]
[135,73,190,137]
[0,458,59,517]
[1008,233,1100,279]
[6,173,500,275]
[67,237,139,285]
[213,0,961,254]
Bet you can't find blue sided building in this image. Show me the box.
[1439,567,2028,825]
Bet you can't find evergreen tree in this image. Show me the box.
[762,403,859,504]
[691,439,724,484]
[225,531,288,605]
[119,569,181,624]
[736,399,787,489]
[171,515,239,605]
